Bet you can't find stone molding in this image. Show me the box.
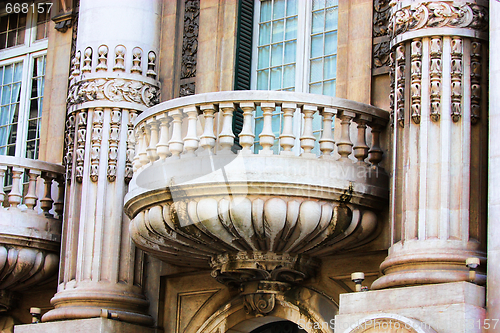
[389,1,489,44]
[67,78,160,109]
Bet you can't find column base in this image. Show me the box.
[15,317,158,333]
[335,282,485,333]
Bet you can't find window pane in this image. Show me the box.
[257,70,269,90]
[271,43,283,66]
[259,22,271,46]
[310,59,322,82]
[270,67,282,90]
[311,34,323,58]
[286,0,297,16]
[273,0,285,19]
[323,80,336,97]
[284,41,296,64]
[325,31,338,55]
[285,16,297,40]
[283,64,295,89]
[272,19,284,43]
[309,82,322,94]
[325,7,338,31]
[326,0,338,6]
[313,0,326,10]
[324,55,337,80]
[258,46,270,69]
[260,1,272,21]
[312,10,325,34]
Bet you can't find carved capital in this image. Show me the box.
[67,78,160,108]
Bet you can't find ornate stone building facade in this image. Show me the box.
[0,0,498,332]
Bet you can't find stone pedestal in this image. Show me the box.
[372,0,489,289]
[15,317,158,333]
[41,0,162,326]
[335,282,485,333]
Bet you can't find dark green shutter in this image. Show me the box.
[232,0,254,151]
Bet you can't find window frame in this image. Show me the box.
[0,2,48,160]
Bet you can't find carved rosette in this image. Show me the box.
[410,39,422,124]
[90,109,103,182]
[470,41,481,124]
[67,78,160,108]
[429,37,442,122]
[395,45,406,127]
[75,111,87,183]
[107,109,121,182]
[450,37,463,122]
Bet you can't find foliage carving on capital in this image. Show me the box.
[390,2,488,38]
[67,78,160,107]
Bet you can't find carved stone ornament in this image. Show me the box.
[67,78,160,107]
[429,37,443,122]
[450,37,463,122]
[64,113,75,181]
[125,111,137,183]
[180,82,195,97]
[241,281,292,316]
[390,2,489,38]
[75,111,87,183]
[470,41,481,124]
[373,41,391,68]
[181,0,199,79]
[107,109,121,182]
[373,0,391,71]
[90,109,104,182]
[395,45,406,127]
[410,39,422,124]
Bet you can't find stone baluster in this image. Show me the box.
[138,125,150,167]
[300,105,317,157]
[259,103,276,155]
[219,103,236,152]
[146,119,159,162]
[199,104,217,154]
[0,166,6,207]
[54,177,65,219]
[132,129,143,172]
[319,107,336,159]
[368,121,384,167]
[336,111,355,161]
[8,167,23,208]
[156,114,171,160]
[239,102,256,154]
[279,103,296,155]
[24,169,41,210]
[353,115,371,164]
[40,173,54,216]
[168,110,185,158]
[183,105,200,156]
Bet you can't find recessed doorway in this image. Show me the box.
[249,320,307,333]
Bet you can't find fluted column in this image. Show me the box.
[372,0,489,289]
[43,0,161,325]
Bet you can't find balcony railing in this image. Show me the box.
[0,156,64,309]
[125,91,390,285]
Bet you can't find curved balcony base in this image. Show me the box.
[211,252,319,286]
[43,283,153,326]
[371,240,486,289]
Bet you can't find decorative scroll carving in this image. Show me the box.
[179,82,195,97]
[67,78,160,107]
[82,47,92,73]
[242,281,292,316]
[96,45,108,72]
[390,2,489,37]
[146,51,157,79]
[410,39,422,124]
[131,48,142,74]
[211,252,319,286]
[113,45,126,72]
[470,41,481,124]
[125,111,137,183]
[107,109,121,182]
[181,0,199,79]
[64,114,75,181]
[75,111,87,183]
[429,37,442,122]
[395,45,406,127]
[373,0,391,71]
[450,37,463,122]
[90,109,104,182]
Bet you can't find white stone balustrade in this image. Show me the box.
[131,91,389,175]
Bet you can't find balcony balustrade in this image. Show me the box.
[0,156,64,310]
[125,90,389,285]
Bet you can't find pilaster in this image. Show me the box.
[42,0,162,326]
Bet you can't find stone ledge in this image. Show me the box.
[14,318,158,333]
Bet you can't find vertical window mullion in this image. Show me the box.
[16,54,30,158]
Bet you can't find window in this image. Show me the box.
[0,3,48,160]
[249,0,338,154]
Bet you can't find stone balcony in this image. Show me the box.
[124,90,389,285]
[0,156,64,310]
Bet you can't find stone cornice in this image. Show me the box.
[389,1,489,44]
[67,78,160,110]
